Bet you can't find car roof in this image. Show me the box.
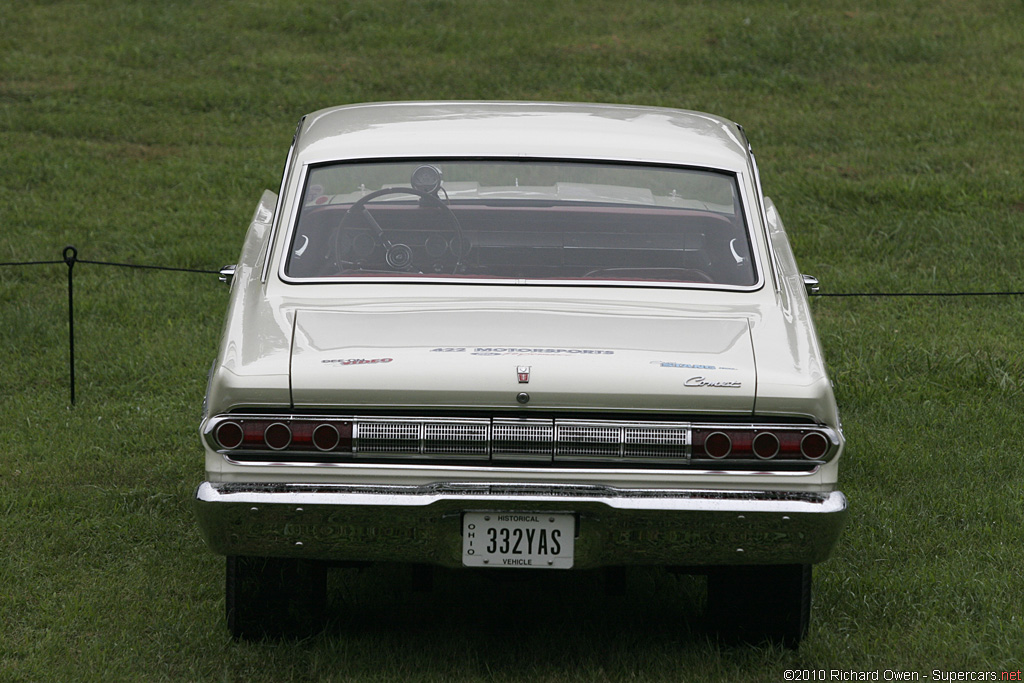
[294,101,752,172]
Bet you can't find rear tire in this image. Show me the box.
[226,556,327,640]
[706,564,811,648]
[411,563,434,593]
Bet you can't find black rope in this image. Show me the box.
[0,259,65,267]
[0,257,219,274]
[813,291,1024,298]
[75,259,221,275]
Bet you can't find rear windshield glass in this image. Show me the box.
[284,159,758,288]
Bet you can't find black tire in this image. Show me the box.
[410,563,434,593]
[706,564,811,648]
[604,566,627,597]
[226,556,328,640]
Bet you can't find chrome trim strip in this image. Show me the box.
[196,480,843,508]
[217,457,822,478]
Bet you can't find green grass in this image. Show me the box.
[3,0,1024,679]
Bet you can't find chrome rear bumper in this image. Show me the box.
[193,481,847,568]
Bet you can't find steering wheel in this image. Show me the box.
[337,187,464,273]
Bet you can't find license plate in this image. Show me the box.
[462,511,575,569]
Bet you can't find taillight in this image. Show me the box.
[215,421,244,450]
[703,432,732,458]
[209,417,353,455]
[264,423,292,450]
[312,424,341,451]
[752,432,780,459]
[693,426,833,462]
[800,432,829,459]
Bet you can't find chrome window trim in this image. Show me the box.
[273,157,766,292]
[744,147,781,294]
[261,118,303,284]
[277,275,766,291]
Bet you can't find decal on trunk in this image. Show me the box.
[322,357,394,366]
[652,360,738,371]
[430,347,615,356]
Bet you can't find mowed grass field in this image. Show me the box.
[2,0,1024,680]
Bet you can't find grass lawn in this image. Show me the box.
[2,0,1023,680]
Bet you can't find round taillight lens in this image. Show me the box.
[801,432,830,460]
[752,432,780,459]
[312,424,341,452]
[215,421,244,450]
[703,432,732,458]
[264,422,292,450]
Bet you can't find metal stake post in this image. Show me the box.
[63,246,77,406]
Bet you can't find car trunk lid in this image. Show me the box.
[290,306,755,414]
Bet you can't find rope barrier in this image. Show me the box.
[813,291,1024,298]
[2,245,1023,405]
[4,249,1020,298]
[75,259,221,275]
[2,246,224,405]
[0,259,65,267]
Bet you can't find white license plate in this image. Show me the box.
[462,511,575,569]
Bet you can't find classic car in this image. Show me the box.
[194,101,847,646]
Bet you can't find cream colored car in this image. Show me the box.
[194,101,847,646]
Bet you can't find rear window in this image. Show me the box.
[283,159,758,288]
